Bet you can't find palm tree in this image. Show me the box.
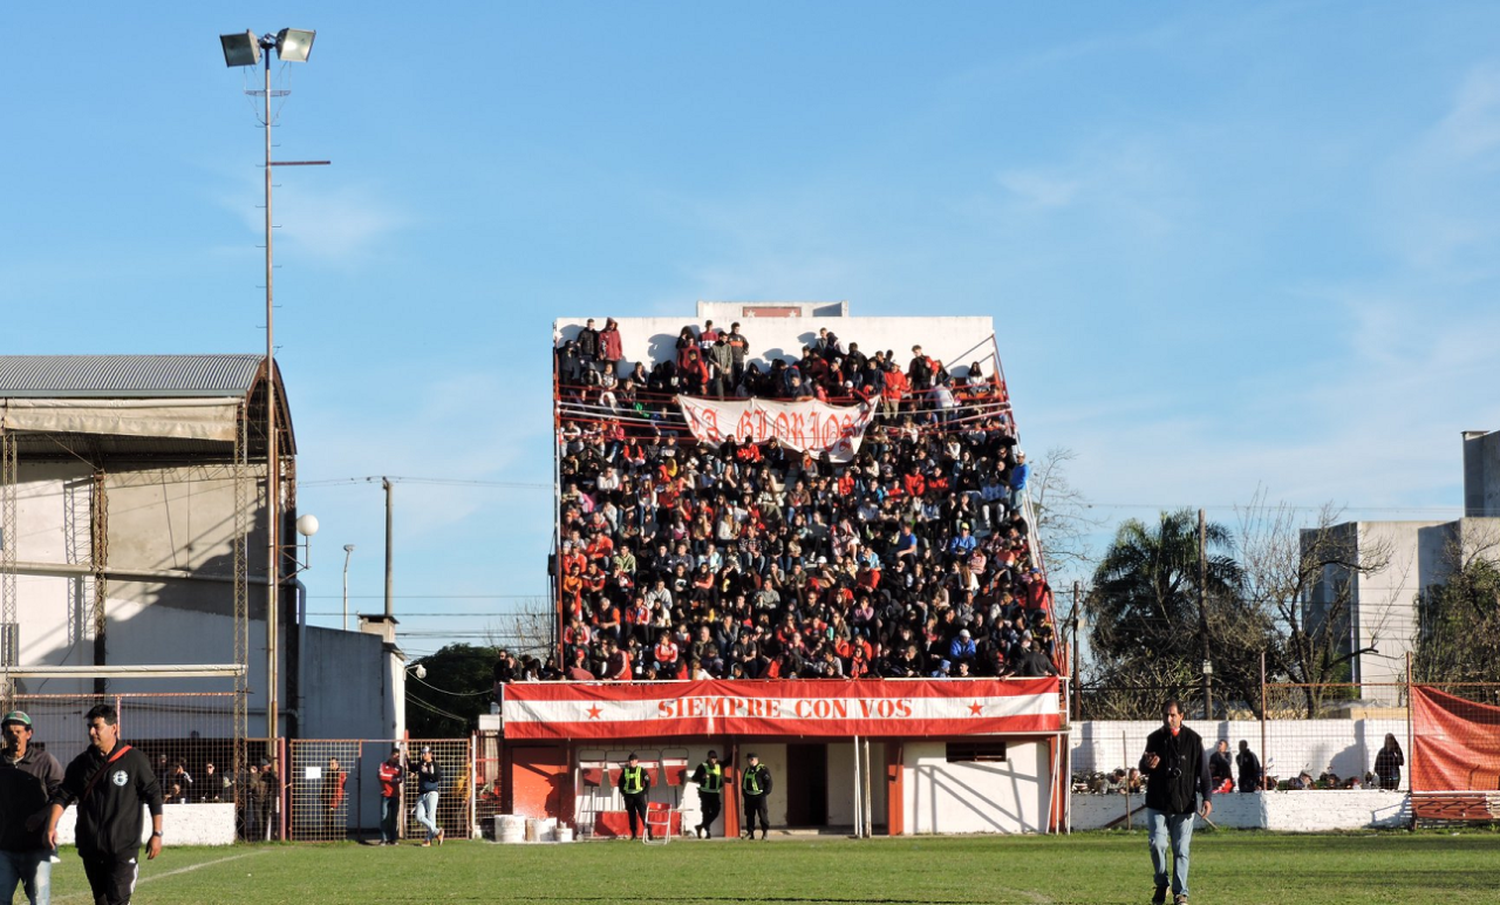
[1082,509,1244,718]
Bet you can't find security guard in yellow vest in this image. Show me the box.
[618,753,653,840]
[690,749,724,838]
[740,752,773,840]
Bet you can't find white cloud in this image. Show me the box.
[996,169,1082,209]
[213,176,407,265]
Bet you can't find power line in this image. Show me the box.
[299,475,549,489]
[306,594,543,600]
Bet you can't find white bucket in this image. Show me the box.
[555,825,574,843]
[496,814,526,844]
[538,817,558,841]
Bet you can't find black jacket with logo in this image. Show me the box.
[50,743,163,856]
[0,746,65,851]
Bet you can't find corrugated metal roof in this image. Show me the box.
[0,355,267,398]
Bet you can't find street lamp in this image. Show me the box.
[342,545,356,632]
[220,25,320,742]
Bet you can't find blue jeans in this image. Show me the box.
[414,791,441,841]
[0,848,51,905]
[1145,808,1195,898]
[380,796,400,843]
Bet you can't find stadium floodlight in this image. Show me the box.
[219,30,261,67]
[216,23,321,745]
[275,28,316,62]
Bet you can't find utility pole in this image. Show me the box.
[1070,581,1081,722]
[1199,508,1213,720]
[383,477,395,619]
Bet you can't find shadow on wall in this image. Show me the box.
[911,762,1025,833]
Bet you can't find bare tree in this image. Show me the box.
[1029,446,1101,581]
[482,596,558,660]
[1234,492,1397,717]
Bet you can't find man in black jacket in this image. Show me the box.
[1,710,64,905]
[1139,699,1212,905]
[46,704,163,905]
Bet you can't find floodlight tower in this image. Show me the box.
[219,28,317,742]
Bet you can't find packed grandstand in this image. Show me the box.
[532,309,1061,685]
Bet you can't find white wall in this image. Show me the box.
[52,802,236,847]
[1071,719,1408,789]
[901,739,1051,834]
[826,741,888,827]
[1070,790,1408,831]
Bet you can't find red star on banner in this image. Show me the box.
[969,701,983,716]
[587,705,602,720]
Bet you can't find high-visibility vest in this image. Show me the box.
[622,766,646,795]
[742,766,765,796]
[700,763,722,793]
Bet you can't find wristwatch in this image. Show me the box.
[151,831,163,838]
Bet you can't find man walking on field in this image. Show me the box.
[45,704,163,905]
[1139,699,1212,905]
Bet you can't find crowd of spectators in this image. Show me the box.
[533,317,1059,685]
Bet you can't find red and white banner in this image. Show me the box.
[675,396,876,463]
[501,678,1061,740]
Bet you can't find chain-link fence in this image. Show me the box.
[1072,677,1500,811]
[287,738,473,843]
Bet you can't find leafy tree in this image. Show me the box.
[405,643,501,738]
[1414,541,1500,684]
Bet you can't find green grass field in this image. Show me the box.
[44,831,1500,904]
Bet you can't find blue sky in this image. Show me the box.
[5,3,1500,656]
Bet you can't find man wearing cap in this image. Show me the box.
[740,753,773,840]
[948,628,978,669]
[1,710,63,905]
[377,747,403,845]
[689,750,724,838]
[46,704,163,905]
[409,747,445,847]
[617,753,652,841]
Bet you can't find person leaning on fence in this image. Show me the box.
[410,747,445,847]
[378,747,404,846]
[1234,740,1261,793]
[46,703,164,905]
[1,710,64,905]
[1208,740,1233,794]
[1139,699,1212,905]
[690,750,724,839]
[256,758,278,841]
[618,753,652,841]
[1374,733,1404,791]
[321,757,347,838]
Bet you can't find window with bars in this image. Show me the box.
[946,741,1007,763]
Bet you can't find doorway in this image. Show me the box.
[783,743,828,826]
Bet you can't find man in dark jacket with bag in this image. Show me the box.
[46,704,163,905]
[1138,699,1212,905]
